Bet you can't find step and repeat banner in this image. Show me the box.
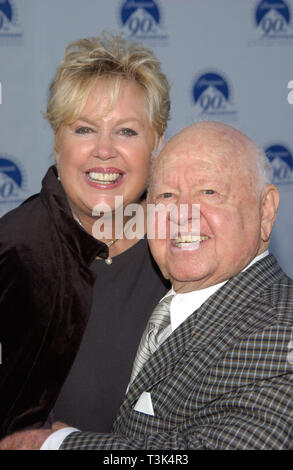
[0,0,293,275]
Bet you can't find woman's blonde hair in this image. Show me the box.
[44,32,170,141]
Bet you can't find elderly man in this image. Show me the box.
[1,122,293,450]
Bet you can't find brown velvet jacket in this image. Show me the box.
[0,166,108,438]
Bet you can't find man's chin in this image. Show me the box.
[170,268,218,292]
[171,277,204,293]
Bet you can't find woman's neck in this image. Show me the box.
[71,199,147,257]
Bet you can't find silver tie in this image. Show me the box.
[129,295,173,384]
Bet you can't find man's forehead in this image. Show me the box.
[153,146,233,182]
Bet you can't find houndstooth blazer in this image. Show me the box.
[61,254,293,450]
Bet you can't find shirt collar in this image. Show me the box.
[163,250,269,333]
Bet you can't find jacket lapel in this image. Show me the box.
[124,309,197,407]
[187,254,283,350]
[122,254,283,412]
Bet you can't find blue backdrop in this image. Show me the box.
[0,0,292,275]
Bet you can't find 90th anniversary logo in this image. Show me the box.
[188,70,238,123]
[118,0,168,44]
[265,144,293,186]
[0,155,27,215]
[251,0,293,44]
[0,0,22,43]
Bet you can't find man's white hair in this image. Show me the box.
[255,146,272,188]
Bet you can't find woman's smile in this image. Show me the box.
[85,167,125,189]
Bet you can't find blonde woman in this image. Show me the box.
[0,33,170,437]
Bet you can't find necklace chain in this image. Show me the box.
[72,210,120,265]
[71,207,144,266]
[103,238,119,265]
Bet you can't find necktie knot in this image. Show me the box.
[148,294,173,334]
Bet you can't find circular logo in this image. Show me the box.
[0,0,22,42]
[0,0,13,29]
[121,0,160,25]
[193,72,229,112]
[0,155,26,202]
[118,0,167,41]
[191,71,237,119]
[255,0,290,36]
[265,144,293,184]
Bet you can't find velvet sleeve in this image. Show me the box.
[0,246,42,437]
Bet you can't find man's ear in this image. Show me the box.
[260,184,280,242]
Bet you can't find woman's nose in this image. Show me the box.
[92,134,116,160]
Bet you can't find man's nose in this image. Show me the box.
[169,195,200,223]
[168,197,200,236]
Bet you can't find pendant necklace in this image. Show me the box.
[71,210,120,266]
[71,207,137,266]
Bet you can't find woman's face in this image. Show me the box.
[55,80,156,231]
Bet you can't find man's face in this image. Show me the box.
[148,126,274,293]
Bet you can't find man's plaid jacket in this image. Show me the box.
[61,254,293,450]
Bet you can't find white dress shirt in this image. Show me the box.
[158,250,269,345]
[41,251,269,450]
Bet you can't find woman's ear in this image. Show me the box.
[158,132,165,149]
[260,184,280,242]
[54,131,61,165]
